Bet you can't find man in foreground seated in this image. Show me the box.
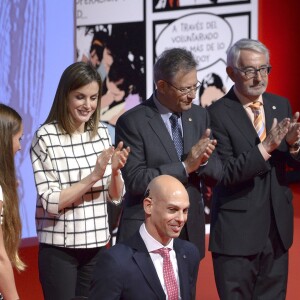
[89,175,200,300]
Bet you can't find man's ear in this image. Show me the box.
[156,80,167,94]
[143,197,152,215]
[226,66,236,82]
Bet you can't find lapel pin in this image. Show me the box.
[272,106,276,110]
[183,254,187,259]
[188,118,192,122]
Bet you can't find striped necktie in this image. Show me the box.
[249,101,266,141]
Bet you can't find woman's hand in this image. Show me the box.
[92,147,115,181]
[111,141,131,175]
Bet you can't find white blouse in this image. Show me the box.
[31,121,123,249]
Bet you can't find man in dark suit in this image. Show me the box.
[208,38,300,299]
[89,175,200,300]
[115,48,222,260]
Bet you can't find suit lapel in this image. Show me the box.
[146,98,182,161]
[224,89,259,146]
[126,233,166,299]
[133,251,166,299]
[263,94,278,133]
[181,109,195,155]
[174,241,190,300]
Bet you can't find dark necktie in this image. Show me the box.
[169,113,183,160]
[152,248,179,300]
[249,101,266,141]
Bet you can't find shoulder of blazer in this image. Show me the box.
[122,230,149,253]
[116,95,157,123]
[263,92,289,104]
[174,238,200,259]
[208,89,239,113]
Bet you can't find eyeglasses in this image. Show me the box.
[234,66,272,79]
[164,80,202,95]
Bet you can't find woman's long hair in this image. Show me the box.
[0,103,25,271]
[44,62,102,138]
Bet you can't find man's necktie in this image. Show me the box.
[249,101,266,141]
[152,248,179,300]
[169,113,183,160]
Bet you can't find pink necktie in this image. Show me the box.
[153,248,179,300]
[249,101,266,141]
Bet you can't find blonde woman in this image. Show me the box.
[0,103,25,299]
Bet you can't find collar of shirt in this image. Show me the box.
[139,223,174,252]
[153,92,183,136]
[139,223,180,299]
[233,86,265,123]
[233,86,270,160]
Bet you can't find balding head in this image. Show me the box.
[143,175,189,245]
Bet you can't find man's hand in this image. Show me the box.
[286,112,300,147]
[184,128,217,174]
[262,118,290,153]
[111,141,131,175]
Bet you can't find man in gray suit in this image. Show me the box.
[115,48,222,260]
[208,38,300,299]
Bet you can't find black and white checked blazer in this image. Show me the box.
[30,121,122,248]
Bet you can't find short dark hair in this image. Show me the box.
[153,48,197,83]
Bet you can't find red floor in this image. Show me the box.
[15,184,300,299]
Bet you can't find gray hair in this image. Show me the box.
[227,38,270,68]
[153,48,197,83]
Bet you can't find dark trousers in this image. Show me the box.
[38,243,105,300]
[212,223,288,300]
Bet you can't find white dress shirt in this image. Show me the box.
[139,223,181,299]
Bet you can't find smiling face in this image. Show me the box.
[157,68,198,113]
[67,81,100,132]
[12,123,23,155]
[227,49,269,102]
[144,177,190,245]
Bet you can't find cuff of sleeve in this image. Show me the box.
[258,143,271,161]
[182,161,189,177]
[106,174,124,206]
[289,146,300,155]
[200,160,208,167]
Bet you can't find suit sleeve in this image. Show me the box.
[208,104,270,186]
[115,111,188,196]
[189,246,201,300]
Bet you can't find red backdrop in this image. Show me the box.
[259,0,300,112]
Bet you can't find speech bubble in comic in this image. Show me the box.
[155,13,233,69]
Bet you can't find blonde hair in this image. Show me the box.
[0,103,25,271]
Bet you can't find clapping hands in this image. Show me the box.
[184,128,217,174]
[93,141,130,180]
[286,112,300,147]
[111,141,131,175]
